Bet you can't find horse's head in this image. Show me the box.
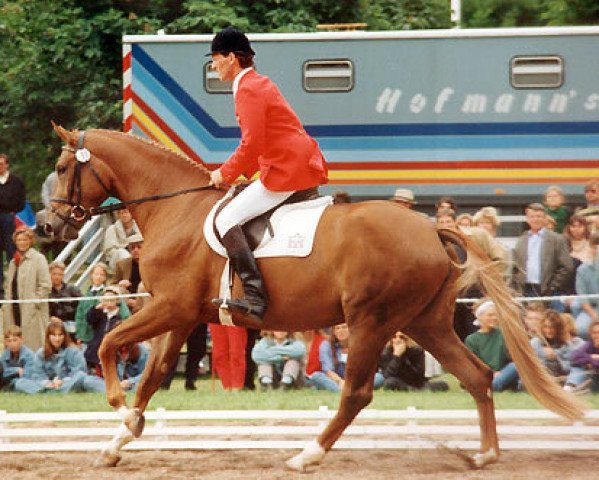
[46,123,115,240]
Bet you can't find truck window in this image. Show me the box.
[204,62,232,93]
[303,60,354,92]
[510,56,563,89]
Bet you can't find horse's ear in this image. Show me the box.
[51,122,75,145]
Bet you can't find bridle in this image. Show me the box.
[50,130,217,228]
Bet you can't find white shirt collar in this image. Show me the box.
[232,67,253,97]
[0,172,9,184]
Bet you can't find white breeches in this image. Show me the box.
[215,180,294,237]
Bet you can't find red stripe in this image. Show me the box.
[122,51,131,72]
[123,84,132,103]
[330,159,599,170]
[330,178,597,185]
[131,93,208,167]
[123,116,132,133]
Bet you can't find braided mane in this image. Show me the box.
[94,129,211,177]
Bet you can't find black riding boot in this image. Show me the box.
[212,225,268,321]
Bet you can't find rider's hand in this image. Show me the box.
[209,169,224,188]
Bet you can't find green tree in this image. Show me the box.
[541,0,599,25]
[363,0,451,30]
[461,0,543,28]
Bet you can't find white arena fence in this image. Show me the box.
[1,407,599,453]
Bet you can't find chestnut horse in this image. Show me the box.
[47,126,585,471]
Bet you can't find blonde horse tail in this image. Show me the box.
[437,228,588,420]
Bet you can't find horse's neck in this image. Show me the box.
[90,132,212,231]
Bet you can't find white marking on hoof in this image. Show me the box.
[93,450,121,468]
[286,440,325,472]
[471,448,497,468]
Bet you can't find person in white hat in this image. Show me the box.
[391,188,416,209]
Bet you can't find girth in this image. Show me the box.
[213,184,320,250]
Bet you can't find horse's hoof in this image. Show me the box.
[285,455,306,472]
[286,440,325,472]
[93,451,121,468]
[125,409,146,438]
[470,448,498,469]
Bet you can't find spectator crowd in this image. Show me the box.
[1,152,598,396]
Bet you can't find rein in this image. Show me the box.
[50,131,216,222]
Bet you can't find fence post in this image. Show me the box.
[155,407,168,441]
[0,410,6,444]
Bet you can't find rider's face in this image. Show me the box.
[211,53,237,82]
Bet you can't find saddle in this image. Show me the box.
[213,184,320,250]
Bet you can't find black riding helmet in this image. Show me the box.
[206,27,255,56]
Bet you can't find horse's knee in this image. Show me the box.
[342,387,373,411]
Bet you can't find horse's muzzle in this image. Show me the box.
[44,212,80,241]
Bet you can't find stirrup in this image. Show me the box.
[211,297,266,321]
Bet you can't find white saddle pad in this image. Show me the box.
[204,191,333,258]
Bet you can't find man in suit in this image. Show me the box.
[207,27,328,321]
[114,233,143,313]
[512,203,574,300]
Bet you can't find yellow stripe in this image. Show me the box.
[132,104,183,154]
[330,168,599,180]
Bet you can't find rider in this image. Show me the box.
[208,27,328,322]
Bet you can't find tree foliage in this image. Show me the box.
[0,0,595,201]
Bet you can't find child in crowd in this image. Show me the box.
[465,299,520,391]
[311,323,384,392]
[1,326,35,390]
[569,320,599,393]
[543,185,570,234]
[379,331,448,392]
[522,302,546,338]
[75,263,130,345]
[84,286,123,375]
[14,319,88,394]
[251,331,306,390]
[530,310,585,387]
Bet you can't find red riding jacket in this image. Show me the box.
[219,69,328,192]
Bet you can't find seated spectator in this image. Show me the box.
[563,215,593,266]
[2,226,51,352]
[114,233,144,313]
[332,190,351,204]
[577,179,599,233]
[379,331,448,392]
[543,185,570,234]
[465,299,520,391]
[48,261,82,339]
[530,310,584,387]
[75,263,130,346]
[571,233,599,340]
[310,323,384,392]
[473,206,510,270]
[522,302,546,338]
[456,213,474,227]
[1,326,35,391]
[103,208,140,271]
[84,286,123,374]
[569,320,599,393]
[251,331,306,390]
[13,319,89,394]
[84,341,150,393]
[303,329,329,378]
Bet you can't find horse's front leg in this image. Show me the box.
[94,298,180,467]
[95,326,192,468]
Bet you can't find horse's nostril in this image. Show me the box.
[44,223,53,235]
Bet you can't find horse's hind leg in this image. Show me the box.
[286,319,388,472]
[405,294,499,468]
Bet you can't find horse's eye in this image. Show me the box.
[57,165,67,175]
